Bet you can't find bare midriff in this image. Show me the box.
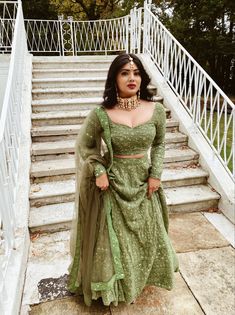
[113,153,145,159]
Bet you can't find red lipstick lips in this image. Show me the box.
[127,84,136,88]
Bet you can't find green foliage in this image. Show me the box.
[152,0,235,94]
[22,0,58,19]
[49,0,126,20]
[22,0,144,20]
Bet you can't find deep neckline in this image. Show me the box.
[104,104,157,129]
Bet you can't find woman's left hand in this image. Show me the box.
[147,177,161,198]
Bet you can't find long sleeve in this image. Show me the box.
[149,103,166,179]
[77,108,107,177]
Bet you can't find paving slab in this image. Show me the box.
[169,212,229,253]
[110,273,204,315]
[178,246,235,315]
[28,296,111,315]
[21,231,71,306]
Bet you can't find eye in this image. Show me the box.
[134,71,140,76]
[120,71,129,76]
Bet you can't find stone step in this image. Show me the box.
[29,202,73,232]
[165,132,188,148]
[30,180,75,207]
[31,157,75,179]
[29,184,220,232]
[31,124,82,137]
[32,87,105,100]
[31,132,188,157]
[32,97,102,112]
[30,148,199,180]
[29,167,208,207]
[31,111,175,127]
[31,96,164,113]
[32,140,75,156]
[32,68,109,79]
[31,110,90,126]
[32,77,107,89]
[33,61,112,70]
[165,185,220,213]
[32,57,114,70]
[32,85,157,100]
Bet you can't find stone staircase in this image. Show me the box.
[29,56,220,232]
[21,55,222,313]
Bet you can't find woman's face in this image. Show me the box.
[116,62,141,98]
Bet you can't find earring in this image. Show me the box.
[137,90,140,101]
[116,85,120,102]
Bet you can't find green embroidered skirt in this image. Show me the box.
[68,154,179,306]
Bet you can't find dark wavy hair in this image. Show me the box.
[102,53,153,108]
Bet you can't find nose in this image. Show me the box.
[129,72,135,81]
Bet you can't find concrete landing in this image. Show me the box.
[27,273,204,315]
[27,297,111,315]
[179,246,235,315]
[21,212,235,315]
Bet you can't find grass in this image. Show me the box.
[199,110,233,174]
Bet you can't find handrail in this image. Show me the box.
[143,5,234,180]
[0,0,28,311]
[25,15,128,23]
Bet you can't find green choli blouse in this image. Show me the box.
[80,102,166,180]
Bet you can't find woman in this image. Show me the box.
[67,53,179,306]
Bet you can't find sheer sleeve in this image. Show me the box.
[77,108,107,177]
[149,103,166,179]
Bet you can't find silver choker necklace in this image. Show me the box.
[116,94,140,111]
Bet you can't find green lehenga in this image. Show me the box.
[67,102,179,306]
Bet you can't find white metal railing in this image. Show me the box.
[24,14,132,55]
[143,1,234,180]
[73,16,129,54]
[1,4,144,55]
[0,18,15,52]
[0,1,18,52]
[24,19,61,54]
[0,0,28,312]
